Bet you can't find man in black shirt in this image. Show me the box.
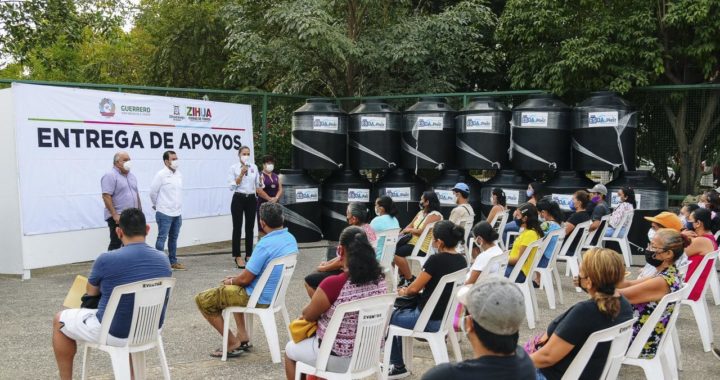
[421,277,535,380]
[587,184,609,232]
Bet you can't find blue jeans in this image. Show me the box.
[156,212,182,264]
[389,307,442,366]
[536,368,548,380]
[605,226,626,237]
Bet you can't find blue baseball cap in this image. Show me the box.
[452,182,470,194]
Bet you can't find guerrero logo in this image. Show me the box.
[99,98,115,117]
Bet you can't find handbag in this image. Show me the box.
[289,318,318,343]
[393,294,419,310]
[396,233,412,248]
[451,303,465,332]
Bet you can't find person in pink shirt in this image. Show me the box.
[683,208,718,301]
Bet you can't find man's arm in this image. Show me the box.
[149,172,162,208]
[86,282,100,296]
[223,269,257,287]
[102,193,119,222]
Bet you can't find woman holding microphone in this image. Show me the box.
[228,146,262,268]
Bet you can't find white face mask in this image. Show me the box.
[170,160,179,170]
[265,164,274,172]
[698,202,707,209]
[240,155,249,164]
[375,207,381,215]
[122,160,133,171]
[647,228,656,243]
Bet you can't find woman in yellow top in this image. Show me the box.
[394,191,443,287]
[504,203,544,284]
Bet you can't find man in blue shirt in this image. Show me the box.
[52,208,172,380]
[195,202,298,358]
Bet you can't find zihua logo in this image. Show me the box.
[99,98,115,117]
[187,106,212,122]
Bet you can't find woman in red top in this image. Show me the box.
[683,208,718,301]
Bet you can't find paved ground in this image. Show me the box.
[1,240,718,379]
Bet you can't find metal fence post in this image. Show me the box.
[261,94,269,156]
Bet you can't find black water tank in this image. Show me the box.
[401,97,455,171]
[606,171,668,258]
[511,95,572,171]
[456,97,511,170]
[349,100,402,170]
[278,169,323,242]
[479,170,532,218]
[573,92,637,171]
[544,171,597,218]
[292,99,347,170]
[429,170,482,223]
[373,169,426,227]
[321,170,372,241]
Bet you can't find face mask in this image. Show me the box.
[419,202,425,210]
[698,202,707,209]
[526,189,534,198]
[122,160,133,171]
[644,250,664,267]
[514,217,523,226]
[265,164,274,172]
[591,195,601,203]
[240,155,249,164]
[569,202,576,212]
[679,215,687,226]
[685,221,694,230]
[170,160,179,170]
[375,207,381,215]
[539,215,546,223]
[647,228,656,243]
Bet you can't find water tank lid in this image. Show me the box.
[577,91,632,108]
[406,97,455,112]
[349,100,399,114]
[294,99,347,114]
[514,94,570,111]
[460,97,511,112]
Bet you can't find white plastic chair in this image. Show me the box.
[382,269,467,379]
[457,216,475,265]
[493,210,510,250]
[406,221,438,270]
[556,220,592,292]
[532,229,566,309]
[622,284,690,380]
[376,228,400,291]
[476,251,510,282]
[295,293,396,380]
[221,253,298,363]
[602,211,635,268]
[561,317,637,380]
[582,214,611,251]
[678,250,718,352]
[81,277,176,380]
[507,239,543,329]
[505,231,520,252]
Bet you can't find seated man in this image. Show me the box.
[195,202,298,358]
[422,277,535,380]
[52,208,172,380]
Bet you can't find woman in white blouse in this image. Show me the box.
[605,187,636,237]
[228,146,262,268]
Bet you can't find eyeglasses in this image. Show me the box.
[646,245,667,253]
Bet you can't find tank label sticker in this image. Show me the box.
[588,111,619,127]
[312,116,339,130]
[348,188,370,202]
[611,192,641,208]
[360,116,387,131]
[466,115,493,130]
[295,188,319,203]
[385,187,412,201]
[415,116,444,130]
[503,189,520,206]
[520,112,548,127]
[551,193,574,211]
[435,190,456,205]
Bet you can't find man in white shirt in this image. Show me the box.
[150,150,186,270]
[449,182,476,226]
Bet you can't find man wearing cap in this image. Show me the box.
[449,182,475,226]
[586,183,609,232]
[637,211,685,278]
[422,277,535,380]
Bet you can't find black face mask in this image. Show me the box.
[644,250,664,267]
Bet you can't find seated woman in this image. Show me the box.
[683,208,718,301]
[536,198,564,269]
[503,182,543,245]
[486,188,507,224]
[605,187,636,237]
[394,191,443,288]
[561,190,591,256]
[466,221,504,285]
[304,203,376,297]
[370,195,401,261]
[530,247,633,380]
[387,221,468,378]
[617,228,686,359]
[504,203,544,283]
[284,226,387,379]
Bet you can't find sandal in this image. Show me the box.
[237,341,253,352]
[210,346,244,358]
[234,257,246,269]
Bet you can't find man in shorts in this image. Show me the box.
[195,202,298,358]
[52,208,172,380]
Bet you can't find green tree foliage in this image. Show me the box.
[223,0,502,96]
[497,0,720,193]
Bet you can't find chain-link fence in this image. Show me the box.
[2,79,718,201]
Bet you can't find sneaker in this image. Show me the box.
[171,263,187,271]
[387,364,409,379]
[397,277,407,288]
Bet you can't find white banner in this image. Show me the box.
[12,83,253,235]
[435,189,456,206]
[520,112,548,127]
[552,193,574,211]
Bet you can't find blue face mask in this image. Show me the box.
[526,189,534,198]
[569,202,576,212]
[686,221,694,230]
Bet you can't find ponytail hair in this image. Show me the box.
[518,203,544,238]
[432,220,465,248]
[339,226,383,284]
[472,221,499,243]
[376,195,398,217]
[581,248,625,318]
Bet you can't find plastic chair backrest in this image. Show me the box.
[314,294,396,374]
[584,215,611,248]
[494,209,510,232]
[413,268,467,333]
[715,230,720,242]
[683,250,718,299]
[477,251,510,282]
[542,229,567,269]
[245,253,298,309]
[99,277,176,347]
[411,221,438,257]
[507,239,542,283]
[613,211,634,239]
[625,284,690,359]
[376,228,400,271]
[562,317,637,380]
[558,220,592,258]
